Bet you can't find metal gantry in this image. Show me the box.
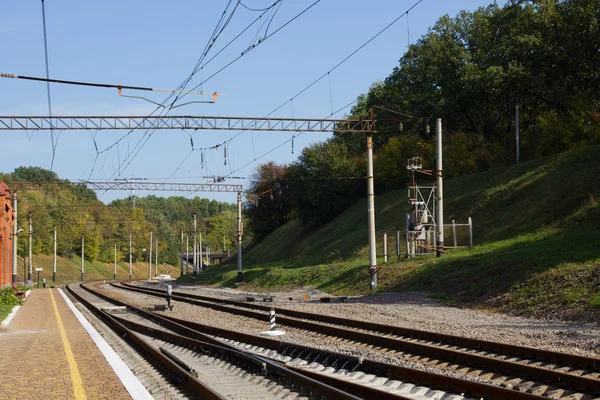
[0,115,376,133]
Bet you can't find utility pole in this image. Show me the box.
[199,231,203,271]
[180,228,184,277]
[367,134,377,290]
[155,236,158,276]
[12,191,17,283]
[114,244,117,280]
[193,213,197,278]
[237,192,243,283]
[53,227,57,282]
[436,118,445,257]
[28,212,32,281]
[81,235,85,281]
[148,231,153,280]
[129,233,132,280]
[516,102,520,164]
[186,234,189,274]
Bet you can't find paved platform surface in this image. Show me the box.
[0,289,131,400]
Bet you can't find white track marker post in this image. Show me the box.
[261,309,285,336]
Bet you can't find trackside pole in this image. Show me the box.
[28,213,33,281]
[436,118,444,257]
[129,233,132,280]
[180,228,184,277]
[367,133,377,289]
[237,192,243,283]
[193,214,197,279]
[53,228,57,282]
[114,244,117,280]
[81,235,85,281]
[149,231,153,280]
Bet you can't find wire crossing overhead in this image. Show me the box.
[0,115,376,133]
[12,181,242,193]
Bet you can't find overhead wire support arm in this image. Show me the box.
[0,116,376,133]
[0,73,225,105]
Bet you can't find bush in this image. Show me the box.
[0,288,23,307]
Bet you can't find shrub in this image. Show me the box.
[0,288,23,307]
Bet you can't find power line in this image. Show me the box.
[40,0,56,171]
[174,0,425,181]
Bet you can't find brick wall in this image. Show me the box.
[0,182,14,287]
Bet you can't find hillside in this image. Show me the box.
[181,145,600,321]
[14,254,180,285]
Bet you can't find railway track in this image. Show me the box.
[112,281,600,399]
[68,282,363,400]
[75,281,553,399]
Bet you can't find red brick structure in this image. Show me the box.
[0,182,15,287]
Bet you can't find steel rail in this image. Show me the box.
[66,283,226,399]
[94,281,548,400]
[103,282,549,399]
[122,282,600,370]
[73,282,367,400]
[114,282,600,395]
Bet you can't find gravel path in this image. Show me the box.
[130,282,600,358]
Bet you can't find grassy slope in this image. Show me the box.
[182,145,600,320]
[14,254,180,285]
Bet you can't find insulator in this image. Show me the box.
[425,124,430,134]
[190,137,194,148]
[399,122,403,132]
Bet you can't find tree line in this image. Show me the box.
[0,167,239,266]
[244,0,600,240]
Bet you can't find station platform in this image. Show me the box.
[0,288,132,399]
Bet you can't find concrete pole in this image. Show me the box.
[180,228,184,277]
[367,134,377,289]
[81,235,84,281]
[149,231,153,280]
[114,244,117,280]
[28,212,32,281]
[396,231,401,261]
[129,233,132,280]
[186,234,189,274]
[436,118,444,257]
[516,103,520,164]
[383,233,388,263]
[452,220,457,248]
[155,236,158,276]
[468,217,473,246]
[53,228,57,282]
[199,232,203,271]
[12,191,17,283]
[193,213,197,278]
[237,192,243,283]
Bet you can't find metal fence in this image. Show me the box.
[378,217,473,260]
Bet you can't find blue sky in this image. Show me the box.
[0,0,501,203]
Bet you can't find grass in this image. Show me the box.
[181,145,600,320]
[0,304,15,324]
[13,254,180,285]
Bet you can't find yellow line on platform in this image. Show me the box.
[50,289,88,400]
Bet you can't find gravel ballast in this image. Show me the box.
[126,282,600,359]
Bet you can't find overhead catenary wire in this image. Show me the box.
[99,0,300,188]
[181,0,425,178]
[40,0,56,171]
